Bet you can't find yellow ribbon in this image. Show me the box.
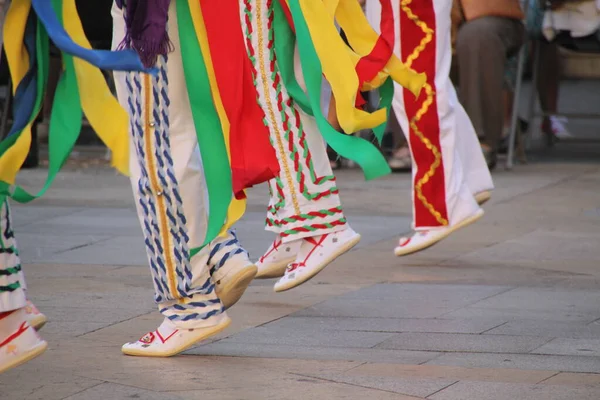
[0,0,33,184]
[297,0,387,134]
[333,0,425,93]
[292,0,425,134]
[62,0,129,175]
[187,0,246,236]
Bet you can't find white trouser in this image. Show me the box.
[0,1,27,313]
[0,201,26,312]
[112,2,225,328]
[366,0,493,229]
[243,0,347,243]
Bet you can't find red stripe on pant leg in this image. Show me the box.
[399,0,448,228]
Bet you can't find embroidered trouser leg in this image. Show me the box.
[242,0,348,243]
[366,0,493,199]
[0,2,26,313]
[0,200,26,313]
[112,2,223,329]
[390,0,482,229]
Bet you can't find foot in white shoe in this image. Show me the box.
[209,231,257,309]
[394,209,484,256]
[24,301,47,331]
[274,227,361,293]
[122,314,231,357]
[474,191,492,206]
[214,262,257,310]
[0,309,47,374]
[255,237,301,279]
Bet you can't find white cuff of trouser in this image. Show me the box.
[0,290,27,313]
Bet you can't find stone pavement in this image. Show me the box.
[2,147,600,400]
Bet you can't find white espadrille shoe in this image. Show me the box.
[255,237,300,279]
[394,209,484,257]
[122,314,231,357]
[208,231,257,309]
[24,301,47,331]
[274,228,361,293]
[474,191,492,206]
[0,311,47,374]
[214,261,257,310]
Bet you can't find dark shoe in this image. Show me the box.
[482,145,497,171]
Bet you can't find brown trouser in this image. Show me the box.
[456,16,524,152]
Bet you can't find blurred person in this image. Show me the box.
[503,0,573,148]
[454,0,525,168]
[366,0,494,256]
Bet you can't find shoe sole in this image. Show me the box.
[274,234,361,293]
[474,191,492,206]
[29,315,47,332]
[0,341,48,374]
[394,209,484,257]
[254,258,294,279]
[216,265,258,309]
[121,316,231,358]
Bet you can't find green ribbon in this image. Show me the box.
[0,16,49,204]
[273,1,391,180]
[1,0,82,206]
[372,77,394,143]
[176,1,232,257]
[272,5,311,115]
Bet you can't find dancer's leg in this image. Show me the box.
[454,102,495,203]
[112,2,234,357]
[0,201,47,373]
[247,0,360,290]
[387,0,484,256]
[0,1,47,372]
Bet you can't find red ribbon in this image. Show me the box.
[355,0,395,86]
[200,0,280,198]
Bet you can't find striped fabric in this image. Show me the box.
[0,200,27,312]
[208,230,249,277]
[125,55,223,327]
[243,0,348,243]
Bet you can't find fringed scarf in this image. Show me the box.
[116,0,173,68]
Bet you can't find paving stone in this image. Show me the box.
[487,320,600,339]
[464,287,600,316]
[442,306,597,323]
[376,333,550,353]
[219,326,395,348]
[324,283,511,304]
[263,316,503,334]
[174,377,417,400]
[190,342,441,364]
[429,381,600,400]
[427,352,600,373]
[37,236,148,266]
[294,284,510,319]
[0,370,102,400]
[532,338,600,357]
[18,233,112,264]
[62,383,183,400]
[11,205,85,228]
[457,230,600,267]
[348,363,557,384]
[542,372,600,386]
[21,208,141,236]
[297,372,456,398]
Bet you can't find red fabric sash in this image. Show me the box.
[200,0,280,198]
